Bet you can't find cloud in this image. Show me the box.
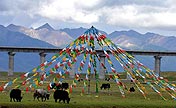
[37,0,101,24]
[101,0,167,7]
[0,0,40,15]
[36,0,176,30]
[1,0,176,35]
[100,2,176,30]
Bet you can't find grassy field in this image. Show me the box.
[0,72,176,108]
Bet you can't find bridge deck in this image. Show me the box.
[0,46,176,56]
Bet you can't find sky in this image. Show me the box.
[1,0,176,36]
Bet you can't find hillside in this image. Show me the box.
[0,24,176,72]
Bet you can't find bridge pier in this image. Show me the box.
[8,52,15,76]
[99,55,106,79]
[69,63,75,78]
[39,52,47,64]
[154,55,162,76]
[39,52,47,73]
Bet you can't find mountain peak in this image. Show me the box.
[144,32,160,37]
[6,24,23,31]
[7,24,20,28]
[0,24,5,28]
[0,25,6,30]
[36,23,54,31]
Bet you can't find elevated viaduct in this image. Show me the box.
[0,46,176,79]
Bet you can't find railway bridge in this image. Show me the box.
[1,46,176,79]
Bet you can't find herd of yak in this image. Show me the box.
[9,81,135,104]
[10,82,71,104]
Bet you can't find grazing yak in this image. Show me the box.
[78,78,84,82]
[53,90,70,104]
[100,83,110,90]
[10,89,22,102]
[129,87,135,92]
[50,82,69,90]
[33,89,50,101]
[105,78,110,81]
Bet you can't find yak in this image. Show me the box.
[53,90,70,104]
[100,83,110,90]
[33,89,50,101]
[10,89,22,102]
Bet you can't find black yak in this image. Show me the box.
[62,83,69,90]
[50,82,69,90]
[53,90,70,104]
[10,89,22,102]
[105,78,110,81]
[129,87,135,92]
[100,83,110,90]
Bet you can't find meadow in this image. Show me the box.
[0,72,176,108]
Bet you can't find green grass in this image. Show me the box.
[160,72,176,81]
[0,72,176,108]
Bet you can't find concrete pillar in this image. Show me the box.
[39,52,47,64]
[69,63,75,78]
[99,55,106,79]
[39,52,47,74]
[154,55,162,76]
[8,52,15,76]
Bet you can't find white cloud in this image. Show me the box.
[1,0,176,35]
[101,4,176,29]
[36,0,176,31]
[37,0,101,24]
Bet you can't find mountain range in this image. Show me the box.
[0,23,176,72]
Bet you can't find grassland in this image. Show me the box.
[0,72,176,108]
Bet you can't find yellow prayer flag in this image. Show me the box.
[106,41,111,45]
[115,57,119,61]
[146,73,149,78]
[33,78,37,81]
[12,78,18,83]
[52,56,57,60]
[70,41,74,46]
[35,80,39,86]
[108,60,112,64]
[53,78,56,83]
[63,66,66,70]
[76,41,79,46]
[81,41,84,44]
[78,68,80,71]
[87,70,90,75]
[83,56,86,60]
[171,84,175,87]
[32,68,37,72]
[62,57,67,61]
[33,73,38,77]
[14,85,20,89]
[41,67,45,71]
[115,75,119,79]
[88,42,90,46]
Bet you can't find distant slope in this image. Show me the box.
[0,25,56,72]
[7,23,73,47]
[60,27,108,39]
[60,27,87,39]
[0,25,55,47]
[108,30,176,51]
[1,24,176,72]
[35,23,54,31]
